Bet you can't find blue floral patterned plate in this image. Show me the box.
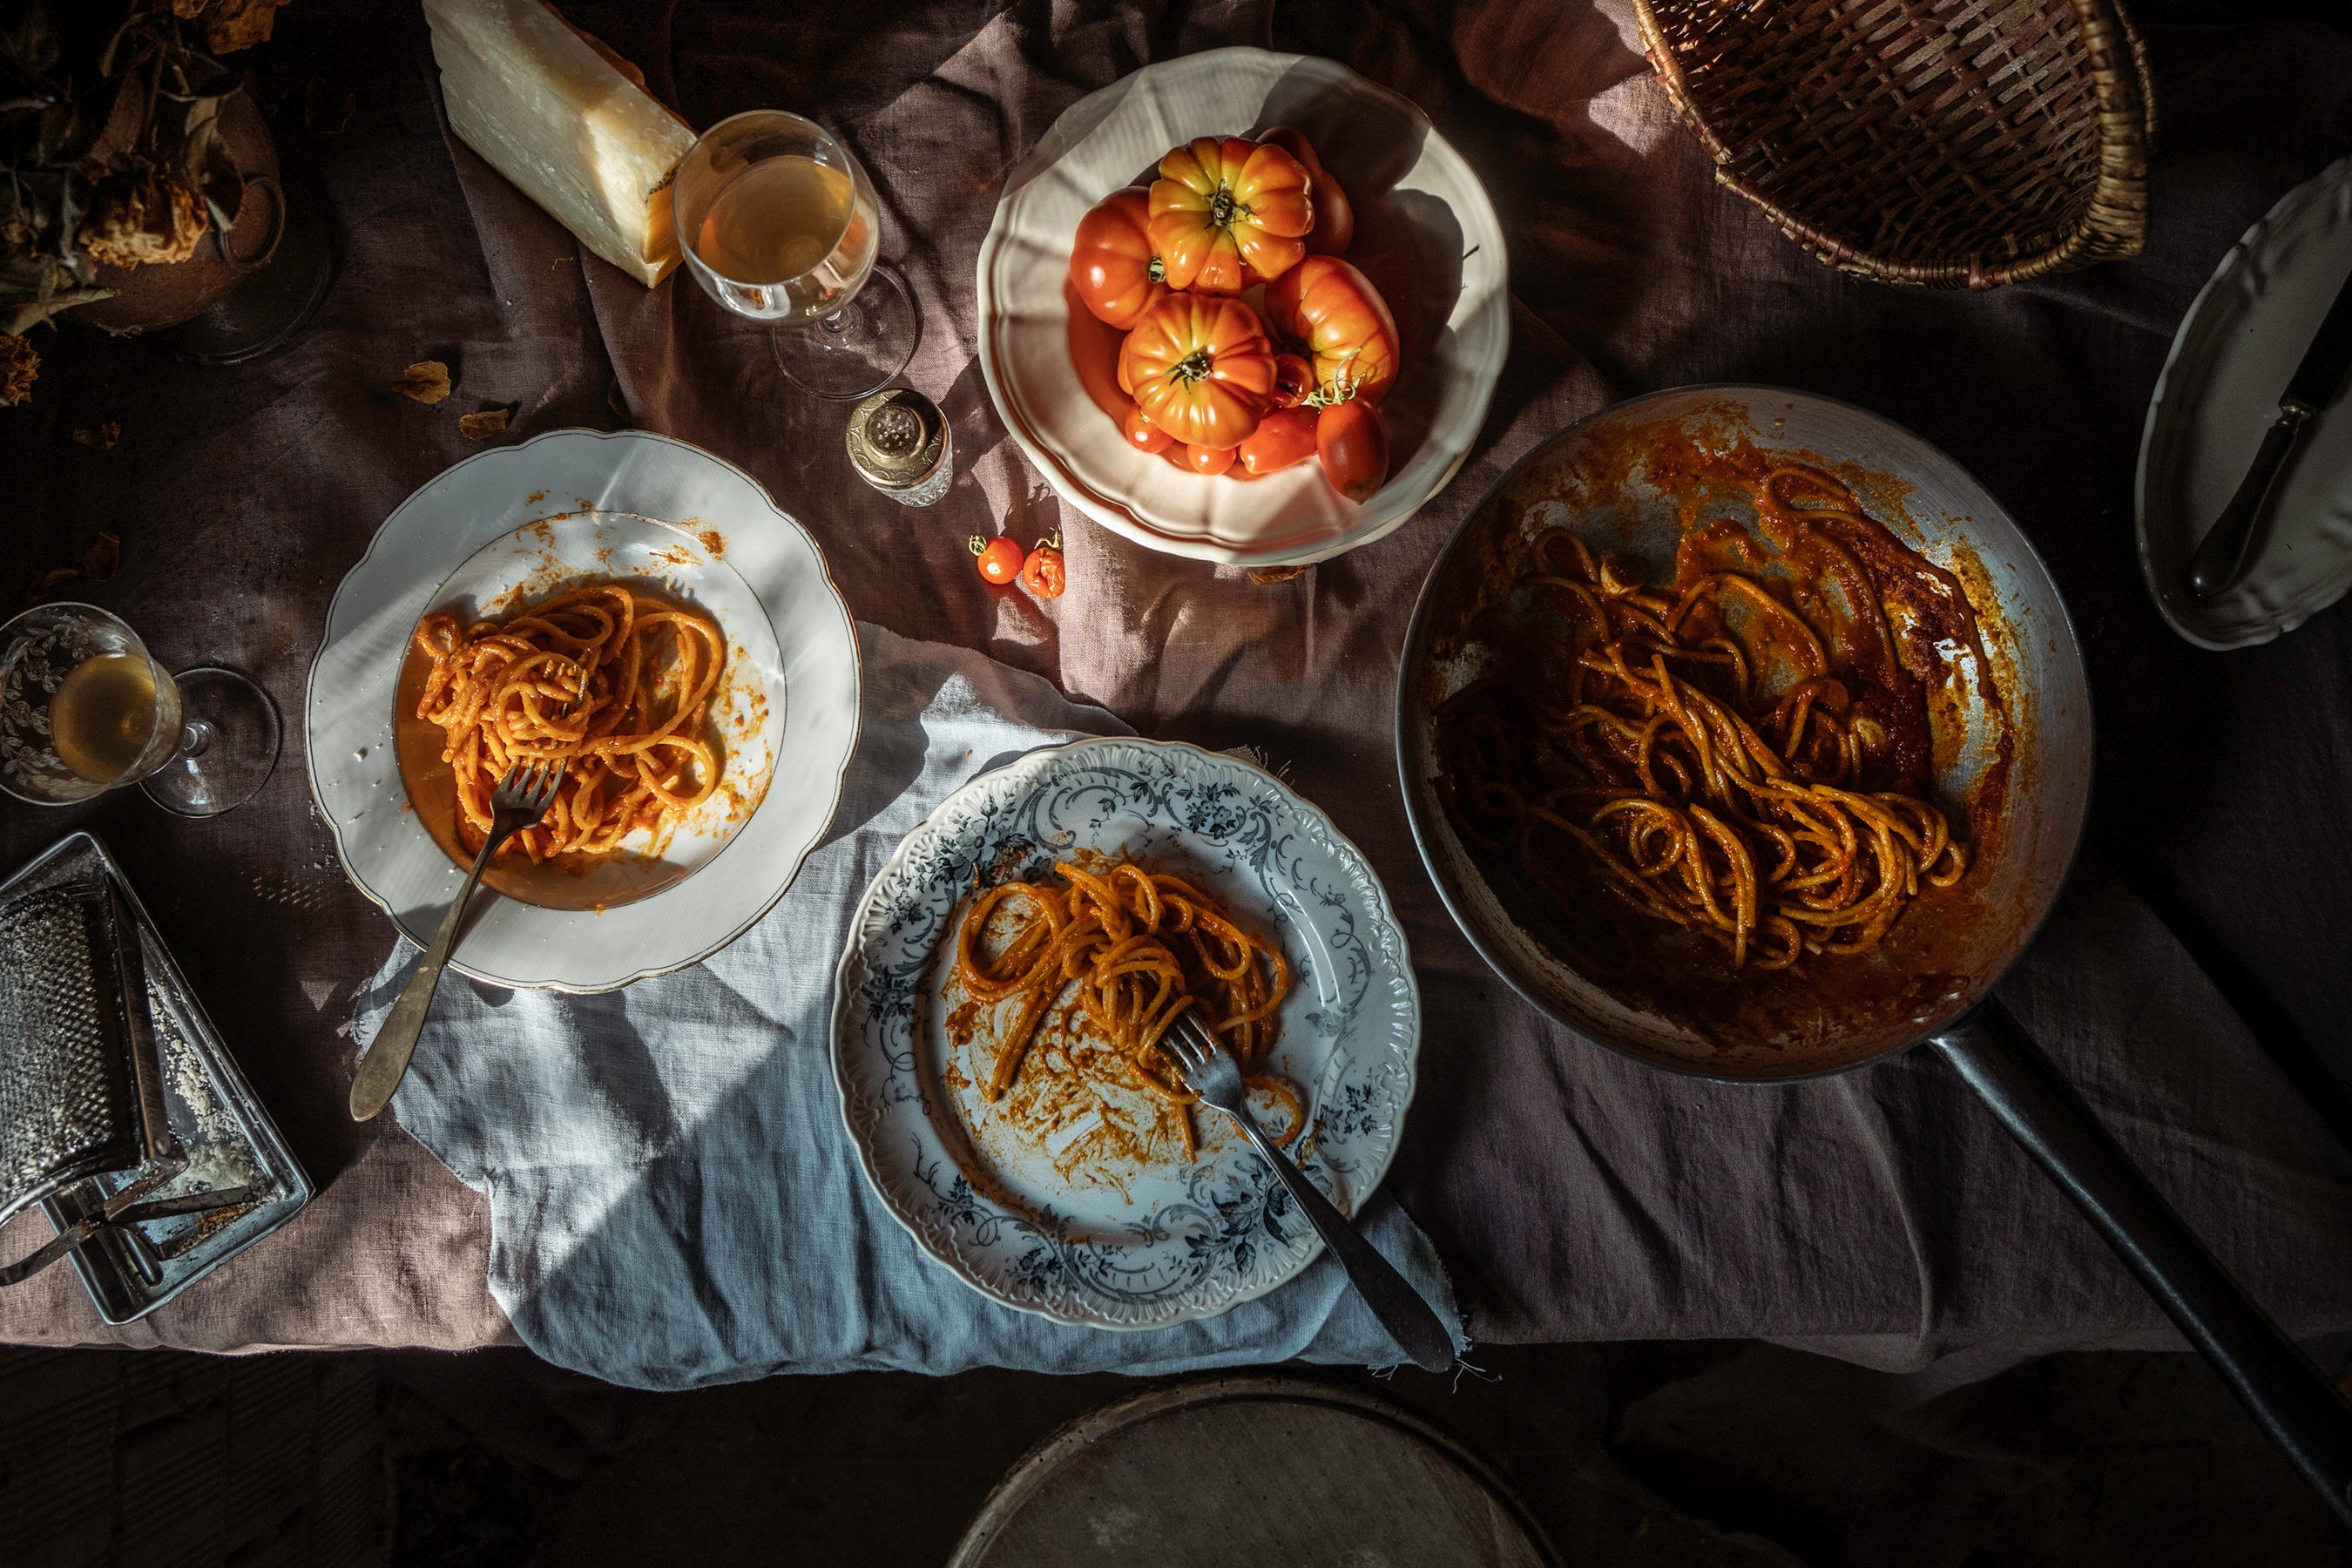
[831,737,1421,1329]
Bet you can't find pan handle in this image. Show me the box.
[1932,997,2352,1526]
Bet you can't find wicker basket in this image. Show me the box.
[1633,0,2156,289]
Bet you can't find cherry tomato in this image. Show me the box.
[1266,256,1401,405]
[1069,189,1168,329]
[1147,136,1314,294]
[1019,535,1067,598]
[1237,406,1318,476]
[1185,443,1237,477]
[1271,353,1314,410]
[970,535,1024,584]
[1315,398,1388,503]
[1123,403,1173,454]
[1261,126,1355,257]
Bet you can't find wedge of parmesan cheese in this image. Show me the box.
[422,0,697,286]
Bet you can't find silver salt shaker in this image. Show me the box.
[846,388,952,506]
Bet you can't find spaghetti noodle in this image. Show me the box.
[953,861,1301,1159]
[412,582,726,862]
[1437,462,1970,973]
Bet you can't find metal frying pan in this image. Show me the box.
[1396,385,2352,1521]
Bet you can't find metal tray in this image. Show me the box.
[0,832,311,1323]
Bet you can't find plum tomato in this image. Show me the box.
[1315,398,1388,503]
[1238,406,1318,476]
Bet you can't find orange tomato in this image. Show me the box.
[1271,353,1314,409]
[1068,188,1167,330]
[1118,294,1275,449]
[1146,137,1313,294]
[1315,398,1388,503]
[1186,443,1237,476]
[1019,537,1066,598]
[971,535,1024,583]
[1238,406,1318,476]
[1266,256,1401,405]
[1261,126,1354,257]
[1123,403,1173,454]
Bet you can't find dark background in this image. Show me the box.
[5,0,2352,1563]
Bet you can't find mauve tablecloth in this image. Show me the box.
[2,0,2349,1382]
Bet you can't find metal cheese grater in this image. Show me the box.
[0,877,208,1286]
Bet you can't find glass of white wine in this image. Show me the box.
[672,109,920,401]
[0,603,279,818]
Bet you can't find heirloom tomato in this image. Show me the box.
[1068,188,1167,330]
[1237,406,1318,476]
[1266,256,1400,405]
[1118,294,1275,449]
[1315,397,1389,503]
[1261,126,1354,256]
[1122,403,1173,453]
[1146,136,1313,294]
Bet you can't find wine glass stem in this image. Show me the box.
[177,719,215,762]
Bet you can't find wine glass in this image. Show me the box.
[0,603,280,818]
[672,109,921,401]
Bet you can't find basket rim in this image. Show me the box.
[1633,0,2156,288]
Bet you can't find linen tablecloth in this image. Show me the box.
[3,0,2349,1379]
[346,624,1463,1386]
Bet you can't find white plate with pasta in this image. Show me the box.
[308,429,860,991]
[831,737,1421,1328]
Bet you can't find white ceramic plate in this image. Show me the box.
[2138,155,2352,649]
[832,737,1421,1328]
[309,429,861,991]
[389,508,787,912]
[977,48,1511,567]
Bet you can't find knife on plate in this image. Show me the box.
[2188,267,2352,599]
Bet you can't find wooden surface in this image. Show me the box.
[950,1375,1554,1568]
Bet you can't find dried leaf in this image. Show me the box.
[0,333,36,406]
[71,420,119,449]
[458,407,511,441]
[186,0,290,55]
[78,173,207,272]
[82,531,120,581]
[28,566,78,603]
[1247,564,1308,586]
[303,78,355,138]
[393,361,451,404]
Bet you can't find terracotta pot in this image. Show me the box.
[69,89,286,336]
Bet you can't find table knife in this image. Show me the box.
[2188,266,2352,599]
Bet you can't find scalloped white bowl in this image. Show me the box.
[978,48,1511,567]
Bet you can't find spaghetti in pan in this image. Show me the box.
[1434,443,2011,1048]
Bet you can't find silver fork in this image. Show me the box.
[1164,1010,1456,1372]
[349,758,568,1122]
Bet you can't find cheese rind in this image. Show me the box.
[422,0,696,286]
